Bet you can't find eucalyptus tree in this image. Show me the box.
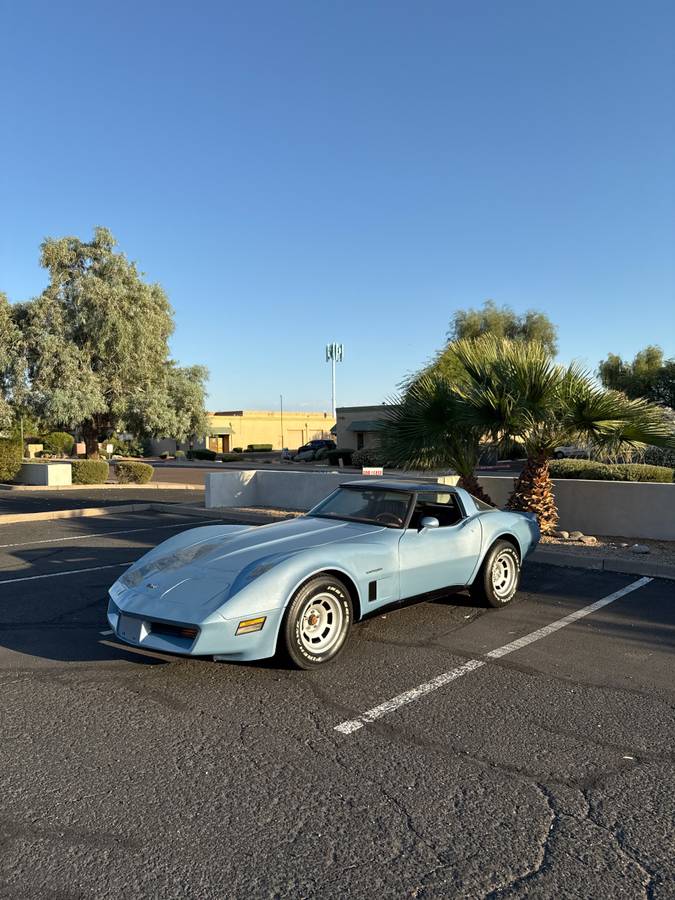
[0,291,26,431]
[16,228,208,456]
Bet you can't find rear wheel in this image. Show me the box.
[281,575,353,669]
[470,540,521,608]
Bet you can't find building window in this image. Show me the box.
[356,432,365,450]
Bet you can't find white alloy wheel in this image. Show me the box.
[491,550,519,601]
[299,592,345,653]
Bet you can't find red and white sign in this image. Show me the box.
[362,466,383,476]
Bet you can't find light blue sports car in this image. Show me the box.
[107,481,540,668]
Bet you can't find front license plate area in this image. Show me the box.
[118,615,144,643]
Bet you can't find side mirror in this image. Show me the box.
[420,516,440,531]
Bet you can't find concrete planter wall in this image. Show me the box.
[19,462,72,486]
[206,470,673,540]
[477,475,675,541]
[205,471,459,512]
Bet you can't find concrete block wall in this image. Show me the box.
[206,470,674,540]
[19,462,72,486]
[478,476,675,541]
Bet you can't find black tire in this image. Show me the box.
[280,575,353,669]
[553,450,565,459]
[470,540,521,608]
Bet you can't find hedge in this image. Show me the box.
[0,439,22,483]
[549,459,674,483]
[43,431,75,456]
[71,460,109,484]
[352,448,384,467]
[187,449,217,461]
[327,449,354,466]
[116,461,154,484]
[220,453,241,462]
[246,444,273,452]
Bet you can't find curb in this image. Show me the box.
[532,548,675,581]
[0,482,204,492]
[0,503,154,525]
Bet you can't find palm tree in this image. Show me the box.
[379,372,496,506]
[451,336,675,533]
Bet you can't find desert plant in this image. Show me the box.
[175,449,186,459]
[380,372,496,506]
[327,449,354,466]
[115,461,154,483]
[0,439,22,483]
[187,449,217,461]
[642,444,675,469]
[71,460,109,484]
[42,431,75,457]
[449,336,675,532]
[351,448,384,467]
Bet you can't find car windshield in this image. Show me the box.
[308,487,412,528]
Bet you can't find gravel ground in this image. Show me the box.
[541,533,675,564]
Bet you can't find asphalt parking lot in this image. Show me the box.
[1,510,673,899]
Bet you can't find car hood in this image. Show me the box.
[115,516,386,617]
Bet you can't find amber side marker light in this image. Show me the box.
[236,616,267,635]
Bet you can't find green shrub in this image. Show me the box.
[327,449,354,466]
[187,449,217,461]
[42,431,75,457]
[0,439,22,483]
[71,460,109,484]
[549,459,674,483]
[233,447,243,453]
[246,444,273,452]
[643,445,675,469]
[352,448,383,467]
[219,453,241,462]
[159,451,170,459]
[116,461,154,484]
[175,449,186,459]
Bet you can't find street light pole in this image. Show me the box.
[325,342,344,418]
[280,394,284,448]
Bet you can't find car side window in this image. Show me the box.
[408,493,464,529]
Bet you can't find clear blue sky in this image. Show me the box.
[1,1,673,412]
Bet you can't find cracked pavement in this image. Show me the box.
[0,511,673,898]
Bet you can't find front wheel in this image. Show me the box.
[470,540,521,608]
[281,575,353,669]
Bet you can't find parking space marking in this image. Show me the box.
[0,519,200,550]
[484,576,653,659]
[335,576,652,735]
[0,562,133,586]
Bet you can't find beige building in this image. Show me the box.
[334,404,396,451]
[202,409,335,453]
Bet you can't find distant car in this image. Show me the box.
[296,439,336,455]
[553,446,589,459]
[107,481,540,669]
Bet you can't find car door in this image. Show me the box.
[397,494,482,598]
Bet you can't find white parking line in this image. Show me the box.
[0,520,197,550]
[0,562,133,586]
[334,576,653,735]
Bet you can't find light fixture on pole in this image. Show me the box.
[325,342,343,418]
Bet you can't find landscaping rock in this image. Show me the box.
[579,535,598,545]
[556,530,570,539]
[630,544,650,555]
[569,531,584,541]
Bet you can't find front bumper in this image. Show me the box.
[106,596,284,662]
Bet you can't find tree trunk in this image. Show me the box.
[457,472,496,507]
[506,452,558,534]
[81,420,100,459]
